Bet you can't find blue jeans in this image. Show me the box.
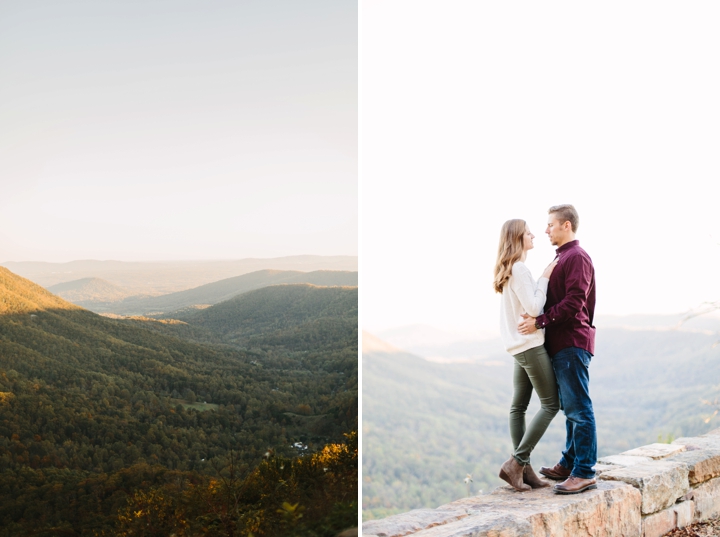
[551,346,597,479]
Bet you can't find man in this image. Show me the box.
[517,204,597,494]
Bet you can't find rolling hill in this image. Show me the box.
[89,269,358,315]
[0,266,358,535]
[47,277,133,303]
[362,325,720,520]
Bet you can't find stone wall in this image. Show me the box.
[362,428,720,537]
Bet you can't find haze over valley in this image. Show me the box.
[19,256,359,316]
[4,255,358,296]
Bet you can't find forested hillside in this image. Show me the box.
[177,284,357,344]
[362,326,720,521]
[0,267,357,536]
[85,269,358,315]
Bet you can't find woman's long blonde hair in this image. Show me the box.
[493,219,527,293]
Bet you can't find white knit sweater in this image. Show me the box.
[499,261,549,355]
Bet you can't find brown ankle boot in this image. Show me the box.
[499,457,531,492]
[523,464,550,488]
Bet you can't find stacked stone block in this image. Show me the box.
[599,432,720,537]
[362,428,720,537]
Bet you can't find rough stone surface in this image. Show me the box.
[621,443,686,460]
[598,455,653,467]
[673,432,720,451]
[675,500,696,528]
[595,463,622,476]
[599,460,689,514]
[407,481,641,537]
[361,508,467,537]
[641,501,695,537]
[665,448,720,485]
[692,477,720,522]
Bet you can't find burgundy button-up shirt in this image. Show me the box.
[535,240,596,356]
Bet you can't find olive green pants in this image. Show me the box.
[509,345,560,465]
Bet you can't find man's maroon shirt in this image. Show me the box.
[535,240,596,356]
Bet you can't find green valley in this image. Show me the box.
[0,267,357,536]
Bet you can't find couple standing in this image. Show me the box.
[493,204,597,495]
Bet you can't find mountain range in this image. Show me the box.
[2,255,358,295]
[67,269,358,315]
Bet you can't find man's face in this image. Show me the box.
[545,214,568,246]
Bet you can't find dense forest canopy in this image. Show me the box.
[0,267,358,536]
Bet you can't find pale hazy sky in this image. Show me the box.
[361,1,720,333]
[1,0,357,262]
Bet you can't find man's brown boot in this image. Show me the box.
[539,463,572,481]
[523,464,550,488]
[499,457,531,492]
[553,476,597,494]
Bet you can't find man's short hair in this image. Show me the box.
[548,204,579,233]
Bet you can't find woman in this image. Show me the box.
[493,219,560,492]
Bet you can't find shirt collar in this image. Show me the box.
[556,239,579,255]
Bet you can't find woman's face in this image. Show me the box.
[523,226,535,251]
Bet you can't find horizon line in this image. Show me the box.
[1,254,359,265]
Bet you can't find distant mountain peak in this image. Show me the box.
[47,277,131,303]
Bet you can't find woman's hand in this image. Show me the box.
[541,258,558,279]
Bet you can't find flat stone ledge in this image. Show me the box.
[598,455,653,467]
[599,460,689,514]
[641,501,695,537]
[692,476,720,522]
[411,512,532,537]
[620,443,686,460]
[361,508,468,537]
[370,481,642,537]
[673,430,720,451]
[665,448,720,485]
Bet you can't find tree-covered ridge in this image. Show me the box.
[0,267,81,314]
[85,269,358,315]
[0,267,357,535]
[178,284,358,341]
